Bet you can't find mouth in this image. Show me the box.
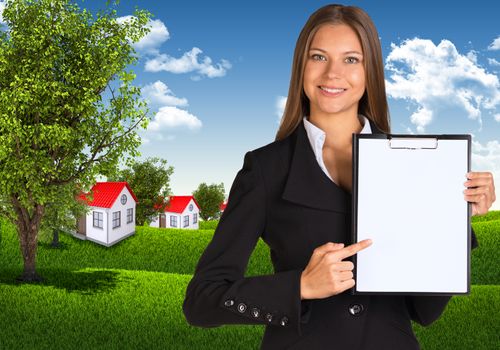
[319,86,346,94]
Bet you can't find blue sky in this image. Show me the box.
[4,0,499,209]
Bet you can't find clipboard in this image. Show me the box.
[352,134,471,296]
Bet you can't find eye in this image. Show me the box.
[345,56,360,64]
[311,53,326,61]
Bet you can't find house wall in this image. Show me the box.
[86,208,107,243]
[107,187,136,244]
[149,215,160,228]
[165,213,182,229]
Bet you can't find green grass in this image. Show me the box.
[0,224,273,281]
[0,213,499,349]
[0,269,264,350]
[471,211,500,222]
[471,220,500,285]
[413,285,500,350]
[198,220,219,230]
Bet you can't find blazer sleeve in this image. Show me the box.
[405,226,479,326]
[183,150,308,336]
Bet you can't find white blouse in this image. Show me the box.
[302,114,372,183]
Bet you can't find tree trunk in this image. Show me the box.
[51,228,60,248]
[11,196,45,283]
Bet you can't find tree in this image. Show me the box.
[193,183,225,221]
[109,157,174,226]
[38,181,88,248]
[0,0,151,282]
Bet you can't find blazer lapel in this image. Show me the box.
[281,117,383,213]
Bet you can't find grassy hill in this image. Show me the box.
[0,214,498,349]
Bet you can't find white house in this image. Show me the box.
[150,195,200,229]
[77,182,138,247]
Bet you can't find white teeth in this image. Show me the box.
[320,86,345,93]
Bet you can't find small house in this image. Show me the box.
[220,200,227,214]
[150,195,200,229]
[77,182,138,247]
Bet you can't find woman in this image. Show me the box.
[183,4,496,349]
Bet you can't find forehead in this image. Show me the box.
[310,24,362,52]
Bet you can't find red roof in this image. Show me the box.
[78,182,138,208]
[163,195,200,213]
[220,201,227,211]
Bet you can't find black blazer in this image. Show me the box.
[183,119,478,350]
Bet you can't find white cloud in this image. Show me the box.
[471,139,500,210]
[487,36,500,51]
[148,106,202,131]
[0,1,6,24]
[488,58,500,67]
[145,47,232,78]
[466,50,478,64]
[142,80,188,107]
[385,38,500,132]
[275,96,287,123]
[135,19,169,54]
[117,17,170,54]
[494,113,500,122]
[410,107,433,133]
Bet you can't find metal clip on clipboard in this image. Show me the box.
[388,137,438,150]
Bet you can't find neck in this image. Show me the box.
[308,110,363,149]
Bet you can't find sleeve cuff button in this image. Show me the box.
[280,316,289,326]
[251,308,260,318]
[237,303,247,313]
[224,299,234,307]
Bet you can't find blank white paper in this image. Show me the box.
[355,137,469,294]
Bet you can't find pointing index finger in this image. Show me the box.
[336,239,373,261]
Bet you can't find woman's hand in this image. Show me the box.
[464,172,496,216]
[300,239,372,300]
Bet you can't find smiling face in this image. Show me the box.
[303,23,366,120]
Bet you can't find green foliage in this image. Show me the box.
[0,0,151,212]
[109,157,174,225]
[38,181,88,243]
[193,183,225,221]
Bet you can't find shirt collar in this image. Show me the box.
[303,114,372,159]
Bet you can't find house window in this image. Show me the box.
[184,215,189,227]
[170,215,177,228]
[112,211,121,229]
[121,194,127,205]
[189,204,193,211]
[127,208,133,224]
[93,211,103,228]
[193,213,198,224]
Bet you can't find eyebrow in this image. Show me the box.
[309,47,363,55]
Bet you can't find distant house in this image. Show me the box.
[150,195,200,229]
[77,182,138,247]
[220,200,227,214]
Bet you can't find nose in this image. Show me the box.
[325,60,343,79]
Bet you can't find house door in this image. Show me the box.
[160,214,166,228]
[77,216,86,235]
